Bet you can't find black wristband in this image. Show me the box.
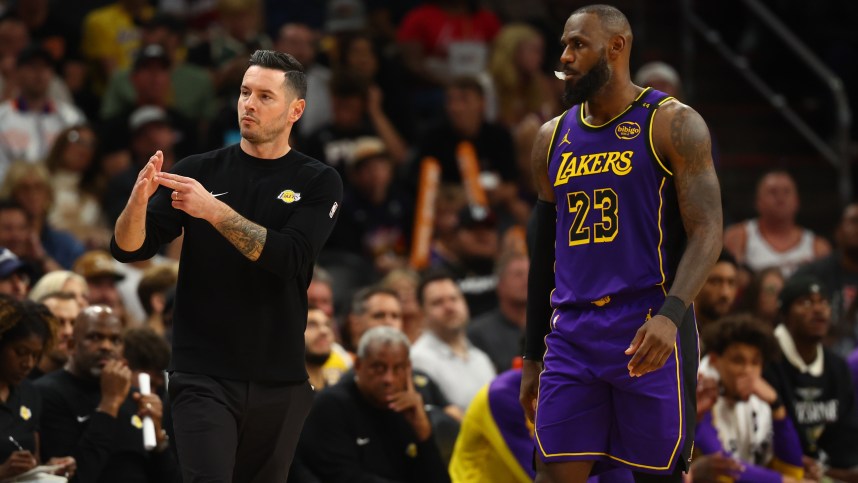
[657,296,686,328]
[524,200,557,361]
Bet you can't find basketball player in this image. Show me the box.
[520,5,722,483]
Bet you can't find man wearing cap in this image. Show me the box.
[430,205,500,318]
[101,14,216,123]
[103,105,180,226]
[325,136,412,273]
[74,250,130,324]
[99,43,198,161]
[0,44,84,181]
[794,202,858,357]
[764,275,858,481]
[0,247,31,300]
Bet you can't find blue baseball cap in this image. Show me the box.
[0,248,28,279]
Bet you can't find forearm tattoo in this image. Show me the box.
[215,212,267,261]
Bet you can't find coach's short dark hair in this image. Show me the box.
[248,49,307,99]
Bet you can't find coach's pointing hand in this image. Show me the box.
[156,172,228,223]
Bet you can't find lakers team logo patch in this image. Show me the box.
[615,121,641,140]
[131,415,143,429]
[19,406,31,421]
[413,374,428,388]
[405,443,418,458]
[277,190,301,204]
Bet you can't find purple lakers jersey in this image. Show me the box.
[548,88,685,307]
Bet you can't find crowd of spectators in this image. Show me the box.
[0,0,856,482]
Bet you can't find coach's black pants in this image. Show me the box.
[168,372,314,483]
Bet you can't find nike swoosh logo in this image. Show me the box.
[356,437,370,446]
[76,415,90,423]
[211,192,228,198]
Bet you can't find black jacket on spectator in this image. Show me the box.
[467,308,522,373]
[0,379,41,461]
[298,378,450,483]
[793,254,858,357]
[764,348,858,468]
[35,370,179,483]
[413,119,517,185]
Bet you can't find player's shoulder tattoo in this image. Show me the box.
[665,102,712,174]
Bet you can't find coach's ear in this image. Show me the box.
[289,98,306,123]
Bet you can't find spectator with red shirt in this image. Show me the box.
[396,0,501,116]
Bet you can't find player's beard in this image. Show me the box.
[562,50,611,107]
[305,350,331,367]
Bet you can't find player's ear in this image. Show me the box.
[608,35,626,58]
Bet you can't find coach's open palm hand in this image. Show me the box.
[625,315,676,377]
[130,151,164,207]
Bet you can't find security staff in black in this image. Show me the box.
[111,50,342,483]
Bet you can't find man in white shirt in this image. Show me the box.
[0,45,84,181]
[410,271,495,411]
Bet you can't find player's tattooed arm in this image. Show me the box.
[656,102,723,305]
[214,210,267,261]
[530,118,560,204]
[626,103,722,377]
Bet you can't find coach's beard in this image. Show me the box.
[562,52,611,107]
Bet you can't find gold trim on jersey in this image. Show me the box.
[579,88,651,129]
[657,177,668,296]
[649,96,676,176]
[547,112,569,166]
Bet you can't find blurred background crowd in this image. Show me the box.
[0,0,857,482]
